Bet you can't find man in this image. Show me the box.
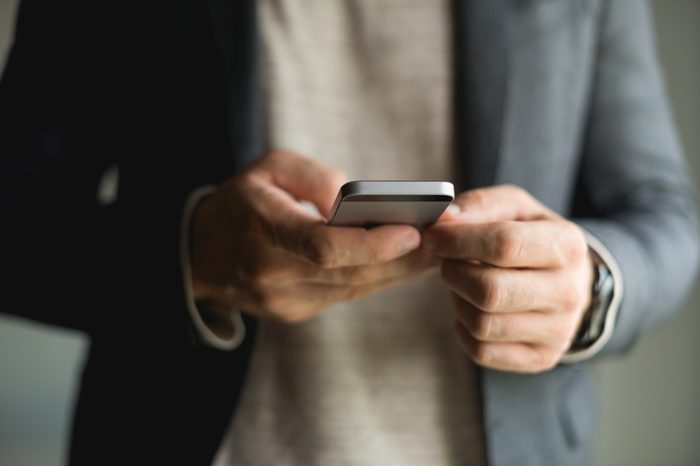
[0,1,697,465]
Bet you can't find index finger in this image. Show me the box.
[422,220,585,268]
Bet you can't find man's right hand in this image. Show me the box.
[189,150,437,334]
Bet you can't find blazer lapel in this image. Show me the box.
[453,0,509,190]
[207,0,263,169]
[455,3,515,465]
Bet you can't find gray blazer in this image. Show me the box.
[0,0,697,465]
[470,1,699,465]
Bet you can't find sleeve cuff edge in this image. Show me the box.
[180,185,247,351]
[561,229,624,364]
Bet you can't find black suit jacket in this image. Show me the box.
[2,1,697,465]
[1,1,261,464]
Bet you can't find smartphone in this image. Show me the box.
[328,180,454,228]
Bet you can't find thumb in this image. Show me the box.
[444,185,555,223]
[255,150,347,218]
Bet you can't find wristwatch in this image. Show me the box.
[571,248,615,350]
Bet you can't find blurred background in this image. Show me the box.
[0,1,698,465]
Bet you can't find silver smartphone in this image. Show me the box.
[328,180,454,228]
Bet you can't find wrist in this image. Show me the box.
[189,187,235,307]
[190,191,217,301]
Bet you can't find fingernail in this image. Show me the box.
[400,232,421,253]
[446,203,462,216]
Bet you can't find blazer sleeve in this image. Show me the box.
[574,0,700,357]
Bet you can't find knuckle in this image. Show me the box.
[328,169,348,191]
[237,168,261,188]
[527,348,559,373]
[471,312,496,340]
[501,183,521,194]
[492,226,523,263]
[503,184,532,204]
[561,286,583,311]
[538,350,561,372]
[462,189,490,212]
[557,337,574,356]
[236,173,254,194]
[317,168,348,203]
[552,321,574,347]
[347,267,376,285]
[266,149,288,164]
[248,263,280,287]
[257,291,285,314]
[471,342,493,365]
[306,232,336,268]
[249,153,277,175]
[564,225,589,264]
[256,291,322,325]
[475,274,503,312]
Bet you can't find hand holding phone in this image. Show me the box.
[190,151,435,327]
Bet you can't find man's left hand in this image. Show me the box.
[422,185,594,373]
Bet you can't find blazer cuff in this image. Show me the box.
[180,185,247,351]
[560,229,624,364]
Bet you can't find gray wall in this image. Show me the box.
[0,1,698,465]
